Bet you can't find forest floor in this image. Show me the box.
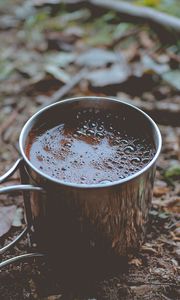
[0,1,179,299]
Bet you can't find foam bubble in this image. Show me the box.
[27,108,155,184]
[99,180,112,184]
[124,146,135,154]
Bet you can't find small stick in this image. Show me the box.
[89,0,180,33]
[39,68,88,109]
[0,68,87,141]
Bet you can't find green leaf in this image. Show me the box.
[86,25,115,46]
[0,62,14,80]
[163,165,180,185]
[136,0,160,7]
[113,23,133,40]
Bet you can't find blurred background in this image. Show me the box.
[0,0,179,299]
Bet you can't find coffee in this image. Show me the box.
[26,108,155,184]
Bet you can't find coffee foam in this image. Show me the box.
[26,109,155,184]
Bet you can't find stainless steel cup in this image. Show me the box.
[0,97,162,269]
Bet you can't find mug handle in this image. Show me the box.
[0,159,45,268]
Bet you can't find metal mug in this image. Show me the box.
[0,97,162,269]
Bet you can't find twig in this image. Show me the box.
[39,68,88,109]
[0,69,87,139]
[89,0,180,33]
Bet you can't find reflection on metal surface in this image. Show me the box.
[0,158,23,184]
[28,166,155,258]
[0,227,28,255]
[0,253,44,269]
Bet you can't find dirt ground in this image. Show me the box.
[0,1,179,299]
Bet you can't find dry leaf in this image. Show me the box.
[129,258,142,267]
[87,64,130,87]
[76,48,119,68]
[0,205,16,237]
[153,186,170,197]
[164,197,180,214]
[141,243,157,254]
[12,207,23,227]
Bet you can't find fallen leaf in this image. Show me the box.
[153,267,166,276]
[129,258,142,267]
[142,54,169,75]
[87,64,130,87]
[76,48,119,68]
[0,15,19,29]
[174,246,180,259]
[153,186,170,197]
[164,197,180,214]
[32,0,61,5]
[173,227,180,237]
[66,9,91,22]
[12,207,23,227]
[141,243,157,254]
[15,1,36,20]
[0,205,16,237]
[141,0,160,7]
[45,65,70,83]
[163,165,180,185]
[158,212,169,220]
[162,70,180,91]
[64,26,84,37]
[171,258,178,267]
[171,231,180,242]
[139,31,155,49]
[113,23,133,40]
[0,61,15,81]
[45,52,76,68]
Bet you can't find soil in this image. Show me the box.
[0,1,179,299]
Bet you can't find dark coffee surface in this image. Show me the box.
[26,109,155,184]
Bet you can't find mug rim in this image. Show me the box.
[19,96,162,189]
